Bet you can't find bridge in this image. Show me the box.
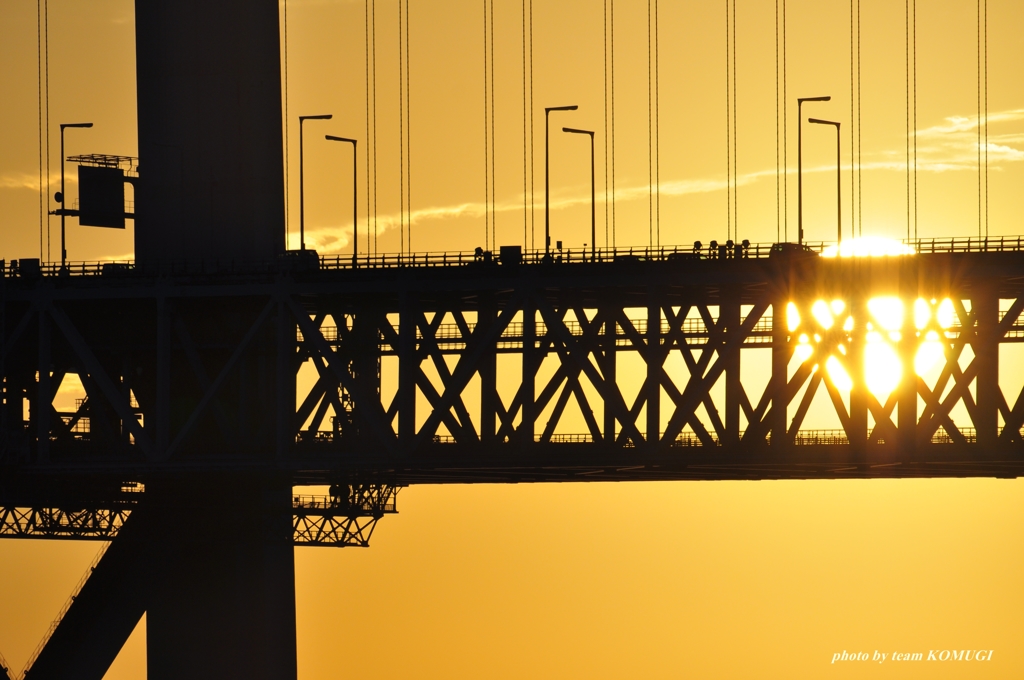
[2,0,1021,678]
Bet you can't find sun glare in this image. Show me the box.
[820,235,916,258]
[786,296,956,400]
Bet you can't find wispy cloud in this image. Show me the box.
[0,172,65,192]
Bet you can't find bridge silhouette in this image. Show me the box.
[2,0,1018,678]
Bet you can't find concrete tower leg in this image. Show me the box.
[134,0,285,267]
[145,477,297,680]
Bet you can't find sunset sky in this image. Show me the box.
[1,0,1024,677]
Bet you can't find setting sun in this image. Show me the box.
[788,295,957,401]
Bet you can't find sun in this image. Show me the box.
[788,294,955,402]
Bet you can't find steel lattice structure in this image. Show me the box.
[3,245,1024,491]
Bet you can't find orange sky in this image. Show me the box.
[2,1,1024,678]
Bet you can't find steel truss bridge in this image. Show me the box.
[3,238,1024,678]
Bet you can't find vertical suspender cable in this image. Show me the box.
[725,0,731,242]
[398,0,405,253]
[782,0,788,242]
[850,0,855,242]
[365,0,371,261]
[905,0,910,242]
[37,0,44,260]
[523,0,528,247]
[775,0,780,243]
[490,0,496,250]
[655,0,660,247]
[648,0,653,248]
[372,0,378,255]
[610,0,616,247]
[405,0,411,253]
[528,0,536,249]
[45,0,50,259]
[984,0,988,238]
[912,0,917,240]
[284,0,290,244]
[732,0,738,242]
[857,0,862,236]
[604,0,610,248]
[483,0,489,250]
[977,0,982,239]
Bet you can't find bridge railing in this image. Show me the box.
[8,235,1024,279]
[298,426,1004,447]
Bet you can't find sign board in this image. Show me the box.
[78,165,126,229]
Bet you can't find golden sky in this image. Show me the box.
[2,1,1024,678]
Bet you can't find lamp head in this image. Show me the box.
[300,114,334,123]
[798,96,831,104]
[546,105,579,113]
[808,118,841,127]
[61,122,94,130]
[325,135,358,144]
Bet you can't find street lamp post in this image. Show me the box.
[562,127,595,261]
[57,122,93,271]
[325,135,359,267]
[797,96,830,245]
[298,114,333,251]
[544,105,578,259]
[809,118,842,245]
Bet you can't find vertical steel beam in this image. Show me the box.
[156,297,170,455]
[37,309,50,463]
[974,288,999,447]
[521,296,536,450]
[722,288,741,446]
[770,295,788,447]
[479,297,497,443]
[848,292,868,450]
[897,264,918,455]
[646,296,661,446]
[398,293,416,445]
[275,298,292,457]
[603,313,617,443]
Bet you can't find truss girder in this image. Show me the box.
[0,488,399,546]
[3,254,1024,482]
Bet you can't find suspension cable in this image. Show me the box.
[365,0,371,261]
[912,0,917,240]
[398,0,405,253]
[284,0,290,244]
[984,0,988,238]
[648,0,653,247]
[604,0,610,248]
[775,0,780,243]
[977,0,981,238]
[489,0,495,250]
[372,0,378,255]
[529,0,535,250]
[725,0,731,242]
[732,0,738,242]
[611,0,616,247]
[37,0,44,260]
[405,0,411,253]
[655,0,660,247]
[523,0,528,247]
[782,0,787,241]
[482,0,490,250]
[857,0,862,236]
[850,0,855,242]
[905,0,910,241]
